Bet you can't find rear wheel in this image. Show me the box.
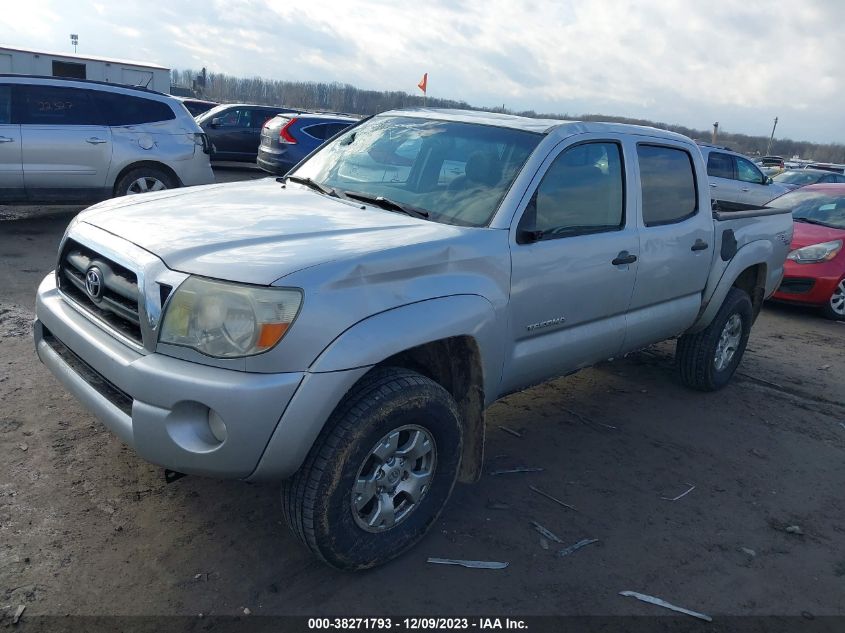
[115,167,177,197]
[281,367,462,570]
[676,287,753,391]
[820,279,845,321]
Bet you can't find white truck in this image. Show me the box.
[35,109,793,569]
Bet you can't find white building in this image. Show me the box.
[0,46,171,93]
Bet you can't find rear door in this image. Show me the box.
[0,84,25,202]
[621,142,713,353]
[18,84,112,201]
[502,137,637,394]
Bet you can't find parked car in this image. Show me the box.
[768,184,845,320]
[34,109,793,569]
[256,112,358,175]
[698,143,789,207]
[196,103,299,162]
[803,163,845,175]
[772,168,845,191]
[756,155,785,169]
[176,96,219,117]
[0,75,214,203]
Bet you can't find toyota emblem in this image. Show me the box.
[85,267,104,300]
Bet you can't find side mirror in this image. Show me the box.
[765,176,773,185]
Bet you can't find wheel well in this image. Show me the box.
[112,161,183,195]
[376,336,485,484]
[732,263,767,320]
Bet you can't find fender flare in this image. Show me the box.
[689,240,772,333]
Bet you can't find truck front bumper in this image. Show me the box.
[34,273,304,479]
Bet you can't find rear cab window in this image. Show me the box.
[637,144,698,226]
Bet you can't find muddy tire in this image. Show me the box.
[676,287,753,392]
[114,167,177,197]
[281,367,462,570]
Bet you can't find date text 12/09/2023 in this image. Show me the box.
[307,618,528,630]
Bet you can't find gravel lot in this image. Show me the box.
[1,167,844,621]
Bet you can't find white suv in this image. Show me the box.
[697,143,789,207]
[0,75,214,204]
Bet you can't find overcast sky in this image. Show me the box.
[2,0,843,144]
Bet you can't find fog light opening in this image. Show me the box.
[208,410,228,444]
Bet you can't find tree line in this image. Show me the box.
[172,69,844,163]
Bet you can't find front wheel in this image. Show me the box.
[676,287,753,391]
[820,278,845,321]
[281,367,462,570]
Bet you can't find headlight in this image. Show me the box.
[787,239,842,264]
[159,276,302,358]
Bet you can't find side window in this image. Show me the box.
[302,123,329,140]
[325,123,349,137]
[0,85,10,124]
[637,144,698,226]
[736,157,764,184]
[252,110,273,129]
[18,85,104,125]
[518,142,624,239]
[215,108,249,127]
[93,92,175,126]
[707,152,733,179]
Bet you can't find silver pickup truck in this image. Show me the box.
[34,109,793,569]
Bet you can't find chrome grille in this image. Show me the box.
[57,239,143,345]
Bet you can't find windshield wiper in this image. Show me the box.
[343,191,430,219]
[794,217,834,227]
[284,175,339,197]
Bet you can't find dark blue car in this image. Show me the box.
[256,112,358,175]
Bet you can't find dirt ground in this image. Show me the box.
[1,168,844,621]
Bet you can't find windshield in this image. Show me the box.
[772,170,823,185]
[292,115,542,227]
[768,189,845,229]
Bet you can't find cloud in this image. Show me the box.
[2,0,843,143]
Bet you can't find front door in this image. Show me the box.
[18,84,112,201]
[0,84,25,202]
[501,138,638,395]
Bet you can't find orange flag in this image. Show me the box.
[418,73,428,94]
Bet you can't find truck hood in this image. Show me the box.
[79,179,467,285]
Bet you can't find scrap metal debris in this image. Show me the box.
[12,605,25,625]
[785,525,804,535]
[661,483,696,502]
[561,406,618,431]
[530,521,563,544]
[558,538,599,558]
[529,485,578,511]
[739,547,757,558]
[490,467,544,476]
[619,591,712,622]
[498,426,523,438]
[427,557,508,570]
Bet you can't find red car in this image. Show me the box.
[768,184,845,320]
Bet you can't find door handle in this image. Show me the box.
[710,183,717,187]
[741,188,749,192]
[86,137,108,144]
[612,251,637,266]
[691,239,709,251]
[0,136,14,143]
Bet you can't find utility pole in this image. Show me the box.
[765,117,778,156]
[70,34,78,53]
[711,122,719,144]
